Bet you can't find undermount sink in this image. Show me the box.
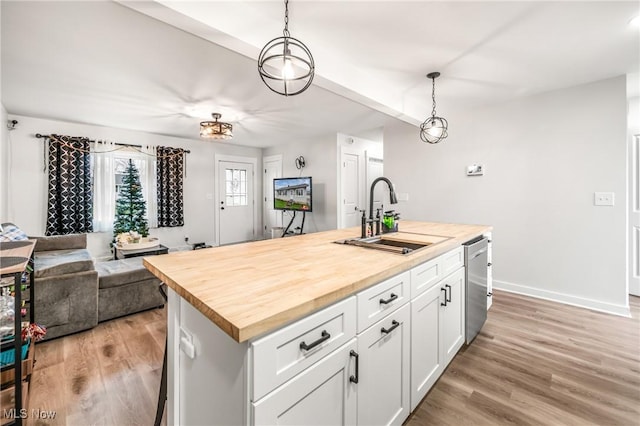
[335,232,451,255]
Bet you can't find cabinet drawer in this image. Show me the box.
[251,296,356,402]
[411,255,441,298]
[441,246,464,278]
[357,271,410,333]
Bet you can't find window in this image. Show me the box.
[92,144,157,233]
[225,168,248,206]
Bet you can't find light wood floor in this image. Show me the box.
[24,291,640,425]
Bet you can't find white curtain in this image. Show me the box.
[139,144,158,228]
[92,140,116,232]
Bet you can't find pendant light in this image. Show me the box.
[258,0,315,96]
[200,113,233,140]
[420,72,448,144]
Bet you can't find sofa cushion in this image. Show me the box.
[34,248,95,279]
[95,257,158,289]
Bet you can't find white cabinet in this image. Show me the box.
[356,304,410,426]
[251,296,356,401]
[410,282,444,411]
[253,339,357,426]
[485,231,493,309]
[440,268,465,366]
[357,271,410,333]
[409,266,465,410]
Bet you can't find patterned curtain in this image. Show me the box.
[156,146,185,227]
[45,135,93,235]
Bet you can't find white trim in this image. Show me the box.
[493,279,631,318]
[214,154,259,247]
[262,154,283,238]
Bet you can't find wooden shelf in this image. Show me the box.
[0,240,36,426]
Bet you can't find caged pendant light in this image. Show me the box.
[258,0,315,96]
[420,72,448,144]
[200,113,233,140]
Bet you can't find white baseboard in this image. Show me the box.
[493,279,631,318]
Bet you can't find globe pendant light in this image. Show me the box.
[200,113,233,140]
[258,0,315,96]
[420,72,448,144]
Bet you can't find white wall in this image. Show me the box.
[0,104,8,221]
[263,135,337,233]
[385,76,628,315]
[5,114,262,258]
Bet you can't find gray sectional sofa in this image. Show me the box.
[32,233,99,340]
[1,223,165,340]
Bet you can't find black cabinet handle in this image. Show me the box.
[487,292,493,297]
[445,284,452,302]
[379,293,398,305]
[440,288,447,306]
[381,320,400,334]
[350,350,359,384]
[488,262,492,267]
[299,330,330,351]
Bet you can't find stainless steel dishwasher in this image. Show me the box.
[464,237,488,344]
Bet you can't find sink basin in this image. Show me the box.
[335,232,451,255]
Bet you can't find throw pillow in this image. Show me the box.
[0,224,28,242]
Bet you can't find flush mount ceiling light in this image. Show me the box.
[257,0,315,96]
[420,72,448,144]
[200,113,233,140]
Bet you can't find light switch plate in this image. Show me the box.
[594,192,615,206]
[397,192,409,202]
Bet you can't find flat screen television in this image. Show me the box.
[274,177,312,212]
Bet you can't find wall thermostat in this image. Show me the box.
[467,164,484,176]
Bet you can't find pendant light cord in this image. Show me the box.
[431,76,437,119]
[283,0,290,37]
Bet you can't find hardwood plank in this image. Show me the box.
[405,292,640,426]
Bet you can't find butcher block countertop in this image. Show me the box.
[143,221,491,342]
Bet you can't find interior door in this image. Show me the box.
[263,155,283,238]
[341,151,361,228]
[218,161,254,245]
[631,135,639,296]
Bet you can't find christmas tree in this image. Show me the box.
[113,159,149,238]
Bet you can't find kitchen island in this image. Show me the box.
[144,221,492,425]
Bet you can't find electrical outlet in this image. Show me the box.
[397,192,409,202]
[594,192,614,206]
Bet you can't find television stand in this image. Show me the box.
[281,211,306,237]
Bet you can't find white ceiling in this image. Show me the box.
[2,1,638,148]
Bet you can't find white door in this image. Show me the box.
[366,154,384,214]
[263,155,283,238]
[630,135,639,296]
[218,161,254,245]
[357,304,410,426]
[252,339,358,426]
[341,151,361,228]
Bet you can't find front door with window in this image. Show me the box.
[218,161,254,245]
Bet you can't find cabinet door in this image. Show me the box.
[410,283,444,411]
[253,339,357,426]
[440,267,465,367]
[357,304,410,426]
